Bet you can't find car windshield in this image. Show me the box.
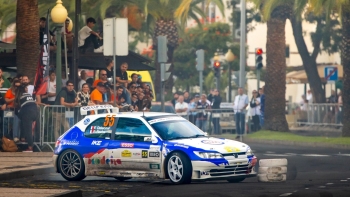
[146,116,205,140]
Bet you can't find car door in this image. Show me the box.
[108,117,162,175]
[83,117,113,175]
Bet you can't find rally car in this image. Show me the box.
[53,105,257,184]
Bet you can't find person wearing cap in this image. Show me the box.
[90,82,112,105]
[78,17,103,53]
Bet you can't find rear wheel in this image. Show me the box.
[114,177,131,181]
[227,177,245,183]
[167,152,192,184]
[58,149,86,181]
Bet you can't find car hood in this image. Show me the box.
[167,137,250,154]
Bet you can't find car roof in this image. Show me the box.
[85,112,175,119]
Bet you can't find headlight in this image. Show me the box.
[246,149,254,156]
[194,151,223,159]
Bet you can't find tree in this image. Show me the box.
[16,0,40,82]
[133,0,225,98]
[306,0,350,136]
[251,0,291,131]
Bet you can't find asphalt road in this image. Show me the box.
[1,143,350,197]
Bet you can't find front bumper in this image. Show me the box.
[52,154,58,173]
[191,158,257,180]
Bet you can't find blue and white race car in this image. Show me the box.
[53,105,257,184]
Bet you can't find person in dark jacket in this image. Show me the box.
[208,89,222,134]
[14,85,38,152]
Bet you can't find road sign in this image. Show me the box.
[324,67,338,81]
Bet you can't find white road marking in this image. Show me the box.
[264,154,293,157]
[279,193,292,196]
[326,183,333,185]
[301,154,330,157]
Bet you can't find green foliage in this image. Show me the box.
[173,22,240,93]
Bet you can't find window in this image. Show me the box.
[84,118,113,139]
[115,118,152,142]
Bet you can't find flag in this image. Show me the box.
[34,9,51,95]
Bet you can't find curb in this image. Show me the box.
[0,166,54,181]
[242,138,350,149]
[50,190,83,197]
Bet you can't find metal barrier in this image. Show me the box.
[41,105,83,151]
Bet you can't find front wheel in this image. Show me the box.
[227,177,245,183]
[166,152,192,184]
[58,149,86,181]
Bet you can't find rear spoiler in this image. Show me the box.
[80,105,119,115]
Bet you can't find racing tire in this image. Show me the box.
[166,152,192,184]
[257,174,286,182]
[258,166,287,174]
[227,177,245,183]
[114,177,131,182]
[58,149,86,181]
[259,159,288,167]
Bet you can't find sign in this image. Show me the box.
[324,67,338,81]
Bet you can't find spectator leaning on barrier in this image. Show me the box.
[250,90,261,132]
[53,80,78,140]
[175,95,188,116]
[233,87,248,139]
[196,94,210,132]
[259,86,265,127]
[5,79,21,141]
[188,95,199,124]
[47,71,57,105]
[208,89,222,135]
[14,85,38,152]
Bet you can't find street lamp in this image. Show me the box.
[225,49,235,102]
[51,0,68,95]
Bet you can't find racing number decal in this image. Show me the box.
[103,115,116,126]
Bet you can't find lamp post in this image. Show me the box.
[51,0,68,95]
[225,49,235,102]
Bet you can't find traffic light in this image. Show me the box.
[255,48,263,70]
[196,49,205,71]
[214,61,221,78]
[157,36,168,63]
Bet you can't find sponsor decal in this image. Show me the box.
[142,150,148,158]
[61,140,79,146]
[148,116,184,124]
[91,140,102,145]
[224,146,240,153]
[88,156,122,165]
[144,136,152,142]
[121,150,132,157]
[149,164,160,169]
[90,126,111,134]
[120,172,131,176]
[201,140,224,145]
[174,144,189,149]
[121,143,134,148]
[149,151,160,157]
[133,153,141,156]
[83,118,90,125]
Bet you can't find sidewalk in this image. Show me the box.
[0,152,82,197]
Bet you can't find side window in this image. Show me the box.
[115,118,152,142]
[85,118,113,139]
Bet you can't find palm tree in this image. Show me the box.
[16,0,40,82]
[251,0,292,131]
[134,0,225,97]
[307,0,350,136]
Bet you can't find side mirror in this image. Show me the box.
[152,135,158,144]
